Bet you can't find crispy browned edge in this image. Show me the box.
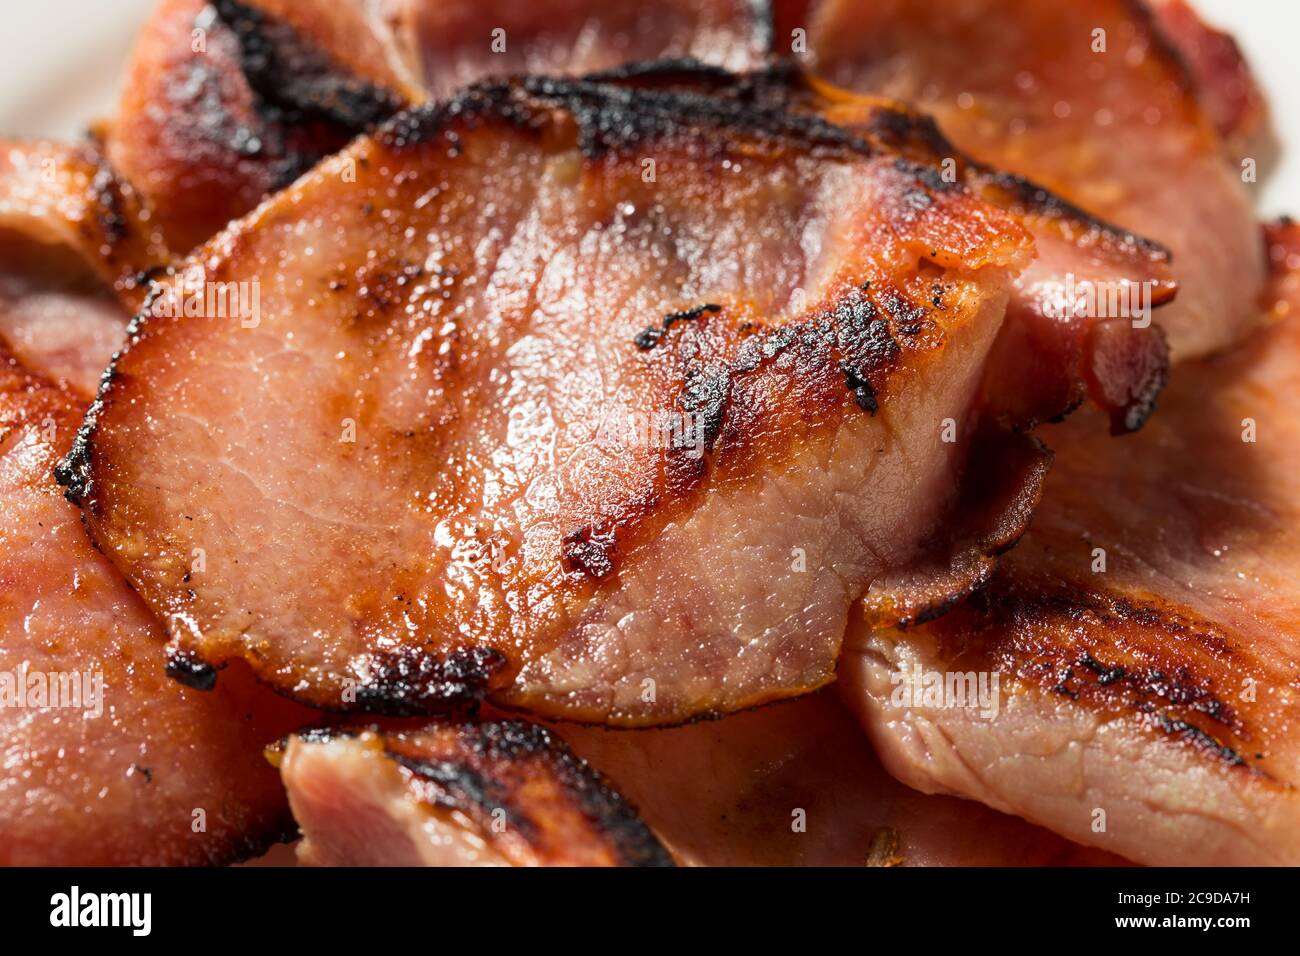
[292,720,675,866]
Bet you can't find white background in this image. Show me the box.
[0,0,1296,213]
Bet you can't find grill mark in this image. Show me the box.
[559,280,912,583]
[935,584,1265,771]
[355,646,508,715]
[310,720,673,866]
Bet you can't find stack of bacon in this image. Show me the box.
[1,0,1294,866]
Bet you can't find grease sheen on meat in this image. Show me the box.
[279,720,673,866]
[108,0,769,249]
[840,223,1300,866]
[280,693,1127,866]
[0,345,311,865]
[62,76,1046,725]
[804,0,1266,361]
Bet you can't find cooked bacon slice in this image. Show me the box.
[1148,0,1276,161]
[60,75,1063,725]
[0,344,313,865]
[561,692,1126,866]
[109,0,767,250]
[0,140,167,394]
[0,266,123,398]
[840,222,1300,866]
[108,0,412,253]
[803,0,1266,360]
[277,720,673,866]
[0,140,163,300]
[280,694,1123,866]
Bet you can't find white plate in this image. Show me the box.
[0,0,1295,213]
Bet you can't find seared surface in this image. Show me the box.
[841,223,1300,866]
[594,61,1174,435]
[109,0,409,252]
[109,0,767,250]
[806,0,1265,361]
[0,139,164,304]
[280,720,673,866]
[279,693,1123,866]
[62,75,1042,725]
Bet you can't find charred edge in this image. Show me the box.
[453,721,674,867]
[907,573,992,630]
[355,646,507,716]
[51,414,93,503]
[562,524,618,580]
[211,0,403,132]
[1111,326,1171,435]
[857,101,1171,260]
[389,751,524,828]
[588,57,809,112]
[88,159,129,250]
[634,303,722,350]
[376,73,877,161]
[290,725,354,746]
[975,166,1170,259]
[165,645,219,691]
[52,338,124,505]
[584,56,739,87]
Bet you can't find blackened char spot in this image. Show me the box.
[1078,651,1126,686]
[390,752,521,823]
[357,646,506,716]
[467,721,674,866]
[1158,716,1248,767]
[841,365,879,414]
[680,366,731,448]
[833,285,899,415]
[166,645,218,691]
[634,302,721,349]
